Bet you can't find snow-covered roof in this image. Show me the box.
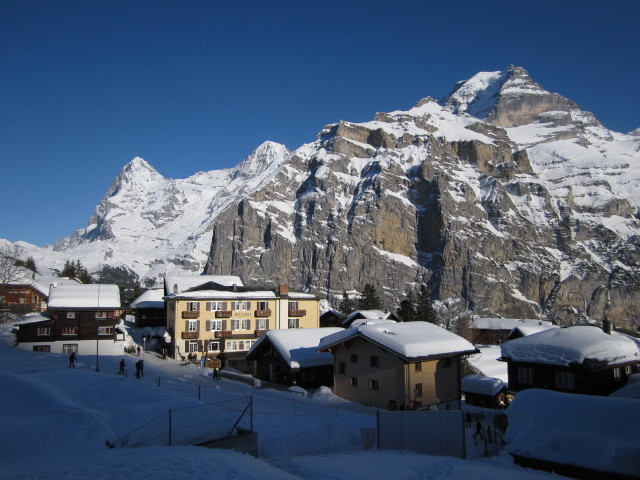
[164,275,245,294]
[166,290,277,300]
[500,326,640,367]
[6,267,81,296]
[466,345,508,382]
[461,374,507,396]
[130,288,165,309]
[12,313,51,326]
[470,317,552,330]
[48,284,121,309]
[248,328,343,369]
[287,291,317,299]
[505,389,640,477]
[507,324,558,338]
[318,321,476,361]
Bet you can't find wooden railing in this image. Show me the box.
[214,330,233,338]
[288,309,306,317]
[182,311,199,319]
[215,310,232,318]
[254,309,272,317]
[181,331,198,339]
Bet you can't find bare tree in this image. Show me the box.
[0,244,25,284]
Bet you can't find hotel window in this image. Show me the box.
[208,320,223,331]
[288,318,299,328]
[257,318,268,330]
[37,327,51,336]
[369,379,380,391]
[186,302,200,312]
[227,340,238,351]
[349,377,359,387]
[206,301,226,311]
[288,301,298,310]
[257,301,269,311]
[187,320,199,332]
[555,371,575,390]
[188,340,198,352]
[231,319,250,330]
[370,356,379,367]
[232,301,250,311]
[208,340,221,351]
[66,312,76,319]
[415,362,422,372]
[61,326,77,335]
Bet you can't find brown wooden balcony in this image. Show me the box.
[181,331,198,339]
[214,330,233,338]
[288,309,306,317]
[254,309,271,317]
[182,311,199,319]
[215,310,232,318]
[254,329,269,337]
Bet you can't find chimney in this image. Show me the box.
[278,284,288,297]
[602,316,612,335]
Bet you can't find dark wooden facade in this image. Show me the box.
[506,359,640,396]
[17,308,122,344]
[247,340,334,389]
[0,284,45,314]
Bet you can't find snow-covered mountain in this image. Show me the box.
[8,66,640,327]
[11,141,290,283]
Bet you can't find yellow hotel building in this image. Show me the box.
[164,276,319,372]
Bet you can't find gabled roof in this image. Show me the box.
[318,321,476,361]
[48,284,121,309]
[500,326,640,367]
[247,328,343,368]
[130,288,165,309]
[342,310,395,327]
[164,275,244,295]
[461,374,507,396]
[3,267,82,297]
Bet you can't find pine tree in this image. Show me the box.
[358,283,382,310]
[338,290,355,317]
[24,257,37,273]
[416,285,437,324]
[397,290,417,322]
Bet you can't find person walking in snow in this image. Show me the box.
[135,359,144,378]
[213,367,221,381]
[118,358,125,374]
[136,345,141,357]
[69,351,76,368]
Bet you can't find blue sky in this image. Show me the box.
[1,0,639,246]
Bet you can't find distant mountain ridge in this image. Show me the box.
[8,66,640,328]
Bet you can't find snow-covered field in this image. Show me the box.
[0,322,568,480]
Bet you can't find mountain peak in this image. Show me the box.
[441,65,579,127]
[233,141,290,180]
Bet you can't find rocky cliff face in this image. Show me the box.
[204,66,640,329]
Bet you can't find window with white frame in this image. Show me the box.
[66,312,76,319]
[208,320,223,331]
[232,301,250,311]
[62,344,78,354]
[555,370,575,390]
[227,340,238,351]
[257,301,269,311]
[241,319,250,330]
[186,302,200,312]
[188,340,198,352]
[257,318,268,330]
[98,326,114,335]
[37,327,51,336]
[288,301,299,310]
[288,318,299,328]
[231,319,240,330]
[95,311,112,318]
[206,301,227,311]
[208,340,221,351]
[187,320,199,332]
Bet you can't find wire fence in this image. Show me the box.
[108,396,252,448]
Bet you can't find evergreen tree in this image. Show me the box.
[60,260,76,278]
[397,290,417,322]
[416,284,437,324]
[338,290,355,317]
[60,259,92,284]
[24,257,37,273]
[358,283,382,310]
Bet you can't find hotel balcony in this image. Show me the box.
[181,331,198,339]
[254,309,272,317]
[215,310,233,318]
[181,311,199,319]
[288,309,306,317]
